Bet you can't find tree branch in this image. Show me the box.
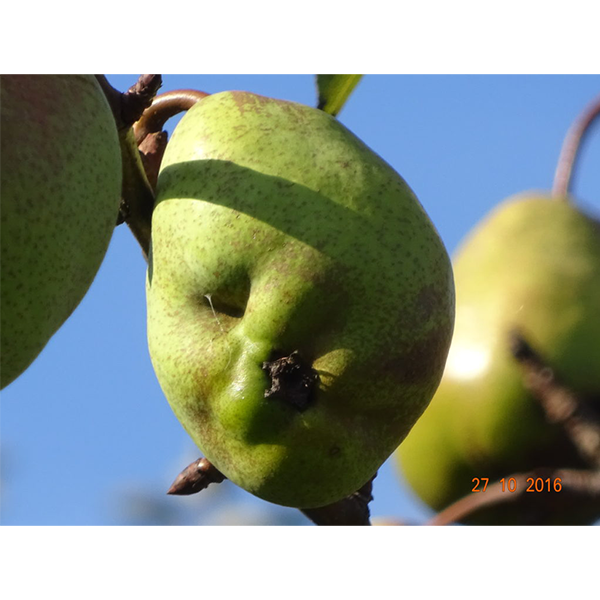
[509,330,600,469]
[96,75,163,260]
[300,475,375,526]
[137,131,169,191]
[428,467,600,525]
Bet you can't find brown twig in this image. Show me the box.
[301,475,375,526]
[133,89,209,144]
[95,75,163,260]
[552,92,600,199]
[96,75,163,130]
[428,470,539,525]
[121,75,164,126]
[138,131,169,190]
[111,86,208,256]
[510,330,600,469]
[167,457,226,495]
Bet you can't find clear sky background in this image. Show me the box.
[2,74,600,526]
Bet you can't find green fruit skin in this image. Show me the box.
[1,76,122,388]
[147,91,455,508]
[397,194,600,524]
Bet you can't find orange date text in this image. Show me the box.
[471,477,562,493]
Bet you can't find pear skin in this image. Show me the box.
[1,75,122,388]
[147,91,455,508]
[397,193,600,524]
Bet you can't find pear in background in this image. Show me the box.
[147,91,455,508]
[397,193,600,524]
[1,75,122,389]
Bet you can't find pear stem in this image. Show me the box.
[552,92,600,200]
[133,89,210,144]
[300,475,375,526]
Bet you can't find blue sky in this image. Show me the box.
[2,75,600,525]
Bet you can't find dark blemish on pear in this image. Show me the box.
[262,350,319,411]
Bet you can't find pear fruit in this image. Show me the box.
[147,91,455,508]
[396,193,600,524]
[1,75,122,388]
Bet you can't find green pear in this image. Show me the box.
[1,75,122,388]
[147,91,455,508]
[396,193,600,524]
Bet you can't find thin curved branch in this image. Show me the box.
[428,470,538,525]
[134,89,209,144]
[552,93,600,199]
[428,468,600,526]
